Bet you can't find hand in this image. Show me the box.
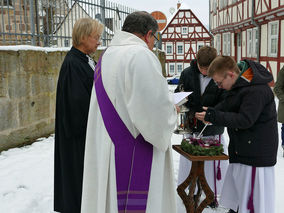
[195,107,208,122]
[195,111,206,122]
[175,105,180,113]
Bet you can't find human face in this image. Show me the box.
[81,30,101,54]
[197,64,209,76]
[144,30,156,50]
[212,71,235,90]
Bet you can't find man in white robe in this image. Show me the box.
[81,11,178,213]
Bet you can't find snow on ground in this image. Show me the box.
[0,87,283,212]
[0,130,283,212]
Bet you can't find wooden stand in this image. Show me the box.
[173,145,229,213]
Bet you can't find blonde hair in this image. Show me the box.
[208,56,240,77]
[72,18,104,47]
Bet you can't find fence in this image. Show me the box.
[0,0,136,47]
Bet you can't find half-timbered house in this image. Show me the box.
[162,8,212,77]
[209,0,284,83]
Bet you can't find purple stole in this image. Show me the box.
[94,53,153,213]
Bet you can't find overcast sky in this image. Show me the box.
[111,0,210,27]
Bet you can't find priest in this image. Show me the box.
[81,11,178,213]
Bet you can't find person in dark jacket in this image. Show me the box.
[273,65,284,157]
[54,18,104,213]
[196,56,278,213]
[175,46,228,211]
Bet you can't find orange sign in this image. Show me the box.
[151,11,167,32]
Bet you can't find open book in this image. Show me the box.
[173,92,192,106]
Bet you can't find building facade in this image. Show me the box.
[209,0,284,83]
[162,9,212,77]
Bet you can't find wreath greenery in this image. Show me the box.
[181,139,224,156]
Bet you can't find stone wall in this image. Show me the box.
[0,48,166,151]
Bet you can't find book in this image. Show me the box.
[173,92,192,106]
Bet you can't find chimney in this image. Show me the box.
[177,1,181,10]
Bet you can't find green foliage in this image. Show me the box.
[181,139,224,156]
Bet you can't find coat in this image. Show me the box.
[81,31,178,213]
[175,59,226,136]
[273,65,284,123]
[54,47,94,213]
[205,60,278,167]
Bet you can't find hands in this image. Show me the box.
[195,107,211,124]
[175,105,181,113]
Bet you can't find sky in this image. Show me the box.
[111,0,210,28]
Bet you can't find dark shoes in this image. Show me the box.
[208,200,218,208]
[228,209,238,213]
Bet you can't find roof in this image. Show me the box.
[161,2,191,34]
[161,7,211,37]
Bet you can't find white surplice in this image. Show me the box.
[220,163,275,213]
[81,31,178,213]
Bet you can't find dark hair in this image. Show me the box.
[122,11,158,36]
[196,46,217,67]
[208,56,240,77]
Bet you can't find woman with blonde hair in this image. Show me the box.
[54,18,104,213]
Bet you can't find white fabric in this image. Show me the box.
[87,55,96,70]
[199,74,212,95]
[177,135,229,213]
[81,31,178,213]
[220,163,275,213]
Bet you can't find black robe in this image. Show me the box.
[54,47,95,213]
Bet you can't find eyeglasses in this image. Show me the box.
[214,75,227,87]
[152,33,159,45]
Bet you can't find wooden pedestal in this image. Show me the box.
[172,145,229,213]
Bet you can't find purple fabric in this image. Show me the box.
[213,160,219,206]
[247,167,256,213]
[217,135,222,181]
[217,160,221,180]
[94,52,153,212]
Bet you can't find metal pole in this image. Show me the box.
[101,0,106,46]
[29,0,36,45]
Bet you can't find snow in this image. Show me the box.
[0,96,283,212]
[0,45,71,52]
[0,45,107,52]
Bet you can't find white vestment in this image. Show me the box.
[220,163,275,213]
[81,31,178,213]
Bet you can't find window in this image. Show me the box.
[177,44,184,55]
[247,29,252,57]
[166,44,173,54]
[198,44,204,51]
[252,28,258,58]
[222,32,231,56]
[246,28,258,58]
[177,64,183,74]
[232,0,238,4]
[212,0,217,13]
[3,0,13,6]
[268,21,279,57]
[182,27,188,35]
[219,0,228,9]
[64,39,70,47]
[169,64,175,75]
[215,34,221,54]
